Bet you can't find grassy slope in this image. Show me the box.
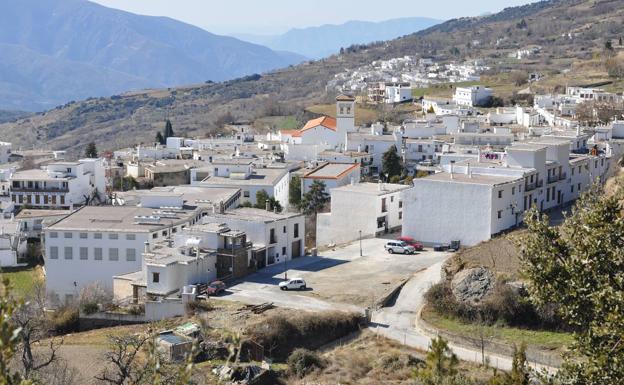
[0,265,44,299]
[422,307,573,352]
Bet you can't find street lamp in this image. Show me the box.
[359,230,362,257]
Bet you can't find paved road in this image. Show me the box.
[369,259,557,373]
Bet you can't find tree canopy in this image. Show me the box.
[299,180,329,215]
[382,145,403,180]
[521,185,624,384]
[84,142,98,158]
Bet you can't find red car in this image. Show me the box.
[205,281,226,296]
[397,236,423,251]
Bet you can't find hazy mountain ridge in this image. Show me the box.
[234,17,443,58]
[0,0,305,111]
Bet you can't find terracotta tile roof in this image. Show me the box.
[301,116,337,132]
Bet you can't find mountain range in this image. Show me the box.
[2,0,623,155]
[0,0,306,112]
[234,17,443,59]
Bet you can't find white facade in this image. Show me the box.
[453,86,493,107]
[10,159,106,209]
[317,183,410,247]
[202,208,305,267]
[0,142,11,164]
[44,205,202,304]
[385,84,413,104]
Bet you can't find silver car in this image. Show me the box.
[384,241,416,254]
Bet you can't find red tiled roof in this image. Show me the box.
[301,116,337,132]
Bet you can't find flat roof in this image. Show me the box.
[15,209,72,219]
[46,206,200,233]
[200,167,288,187]
[332,182,411,196]
[207,207,302,223]
[348,133,398,142]
[303,163,359,180]
[508,143,547,152]
[421,172,521,186]
[118,186,241,208]
[10,169,70,181]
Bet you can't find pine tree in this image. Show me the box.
[156,131,165,145]
[84,142,98,158]
[418,336,459,385]
[382,145,402,179]
[164,119,174,139]
[299,180,329,215]
[289,175,302,208]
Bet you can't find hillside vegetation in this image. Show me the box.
[2,0,624,155]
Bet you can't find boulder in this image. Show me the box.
[451,267,494,304]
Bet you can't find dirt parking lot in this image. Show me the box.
[222,238,452,310]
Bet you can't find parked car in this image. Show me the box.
[206,281,226,295]
[384,241,416,254]
[433,244,449,252]
[397,236,424,251]
[449,240,461,251]
[279,278,307,291]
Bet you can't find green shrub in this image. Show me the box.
[127,304,145,316]
[245,311,361,361]
[81,302,99,315]
[287,348,325,378]
[51,306,79,334]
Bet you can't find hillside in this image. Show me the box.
[234,17,442,59]
[2,0,624,156]
[0,0,304,111]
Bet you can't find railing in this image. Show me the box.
[525,183,536,191]
[559,172,567,181]
[547,175,558,184]
[11,187,69,193]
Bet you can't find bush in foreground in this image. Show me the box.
[287,348,325,378]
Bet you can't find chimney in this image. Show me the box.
[144,241,150,253]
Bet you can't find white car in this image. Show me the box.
[384,241,416,254]
[279,278,307,291]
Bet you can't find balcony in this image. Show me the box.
[547,175,558,184]
[525,182,536,192]
[560,172,567,181]
[11,186,69,193]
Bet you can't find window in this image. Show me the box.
[512,187,515,195]
[64,232,73,239]
[390,196,394,202]
[270,228,276,244]
[497,210,502,219]
[381,198,387,213]
[64,247,73,260]
[94,248,103,261]
[172,227,177,234]
[152,272,160,283]
[126,249,136,262]
[152,233,158,239]
[162,231,167,236]
[94,233,102,239]
[243,191,250,198]
[578,183,581,191]
[283,226,286,234]
[126,234,136,240]
[79,233,88,239]
[399,200,403,208]
[571,185,574,193]
[109,248,119,261]
[108,233,118,240]
[399,212,403,220]
[49,232,58,239]
[282,247,286,255]
[50,246,58,259]
[498,190,503,199]
[80,247,88,260]
[60,195,65,205]
[294,223,299,238]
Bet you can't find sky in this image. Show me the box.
[90,0,535,35]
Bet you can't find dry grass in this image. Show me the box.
[306,103,380,126]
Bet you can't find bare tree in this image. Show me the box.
[95,333,152,385]
[12,281,63,380]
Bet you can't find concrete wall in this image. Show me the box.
[402,180,493,246]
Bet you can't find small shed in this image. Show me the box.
[156,332,193,362]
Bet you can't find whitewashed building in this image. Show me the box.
[10,159,106,210]
[301,162,361,195]
[317,182,410,247]
[453,86,493,107]
[44,198,203,304]
[0,142,11,164]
